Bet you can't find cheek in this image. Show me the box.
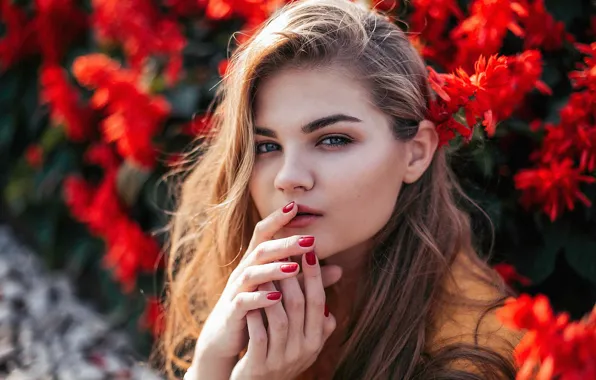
[248,167,270,218]
[323,149,404,248]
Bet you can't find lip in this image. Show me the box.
[296,204,324,216]
[285,214,321,228]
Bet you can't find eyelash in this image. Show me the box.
[255,135,354,155]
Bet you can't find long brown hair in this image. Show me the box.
[157,0,519,378]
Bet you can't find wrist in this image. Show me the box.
[192,347,238,380]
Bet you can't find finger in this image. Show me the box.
[229,261,300,295]
[246,201,298,256]
[244,310,268,364]
[258,282,288,364]
[277,268,305,356]
[319,307,337,355]
[297,264,342,292]
[231,235,315,284]
[302,251,326,347]
[228,288,284,322]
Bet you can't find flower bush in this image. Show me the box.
[0,0,594,376]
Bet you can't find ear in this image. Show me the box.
[403,119,439,184]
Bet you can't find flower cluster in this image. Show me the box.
[514,43,596,221]
[73,54,171,169]
[426,50,550,147]
[63,144,162,293]
[497,295,596,380]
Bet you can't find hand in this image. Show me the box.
[229,247,336,380]
[187,202,342,378]
[230,246,336,380]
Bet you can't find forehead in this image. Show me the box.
[253,65,379,128]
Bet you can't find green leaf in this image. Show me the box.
[162,84,201,119]
[116,159,153,207]
[39,126,67,152]
[564,233,596,285]
[512,220,567,284]
[0,71,20,105]
[0,112,16,152]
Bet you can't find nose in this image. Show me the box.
[273,152,314,193]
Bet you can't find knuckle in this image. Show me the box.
[269,316,288,332]
[285,348,300,363]
[238,270,252,285]
[285,296,304,311]
[254,220,267,235]
[253,332,268,347]
[304,338,321,354]
[266,362,280,373]
[232,295,245,310]
[253,242,268,261]
[310,295,325,309]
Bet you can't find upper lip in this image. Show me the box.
[296,204,323,216]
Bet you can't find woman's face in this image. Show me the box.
[249,65,413,264]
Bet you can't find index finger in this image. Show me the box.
[244,201,298,258]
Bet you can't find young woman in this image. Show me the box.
[160,0,523,378]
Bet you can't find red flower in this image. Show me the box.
[569,42,596,93]
[91,0,186,83]
[0,0,88,70]
[450,0,527,72]
[40,65,95,142]
[497,295,596,380]
[426,98,473,148]
[180,113,215,138]
[0,1,39,70]
[514,159,596,221]
[410,0,463,43]
[35,0,88,65]
[102,217,162,293]
[140,296,165,337]
[73,54,171,168]
[516,0,567,51]
[494,263,531,287]
[24,145,44,169]
[63,144,162,292]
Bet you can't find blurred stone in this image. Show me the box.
[0,226,164,380]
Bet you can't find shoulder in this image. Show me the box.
[426,253,523,361]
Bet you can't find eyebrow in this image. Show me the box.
[254,113,363,138]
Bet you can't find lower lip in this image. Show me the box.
[285,214,321,228]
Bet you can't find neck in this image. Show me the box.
[322,238,371,280]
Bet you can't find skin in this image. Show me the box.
[190,64,439,379]
[249,64,438,278]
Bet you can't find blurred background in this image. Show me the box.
[0,0,595,378]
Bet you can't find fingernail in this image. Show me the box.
[298,236,315,247]
[283,202,295,213]
[267,292,282,300]
[305,251,317,266]
[279,257,290,262]
[324,304,329,317]
[281,263,299,273]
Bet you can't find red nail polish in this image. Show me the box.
[281,263,298,273]
[283,202,295,213]
[279,257,290,262]
[324,304,329,317]
[305,251,316,266]
[267,292,282,300]
[298,236,315,247]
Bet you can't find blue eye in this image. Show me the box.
[255,142,280,154]
[318,136,353,147]
[255,135,353,155]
